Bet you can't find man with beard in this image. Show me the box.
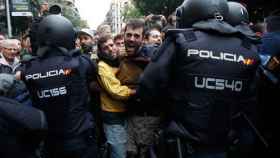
[78,28,98,60]
[116,19,162,158]
[97,34,136,158]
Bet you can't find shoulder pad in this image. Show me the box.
[166,28,197,43]
[81,54,97,68]
[166,28,193,36]
[69,48,82,56]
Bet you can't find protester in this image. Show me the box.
[97,34,136,158]
[0,39,20,73]
[78,28,98,60]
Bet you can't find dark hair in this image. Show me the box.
[144,27,161,39]
[124,19,145,34]
[113,33,124,42]
[167,12,176,25]
[265,9,280,32]
[145,14,167,31]
[250,22,266,33]
[97,34,113,52]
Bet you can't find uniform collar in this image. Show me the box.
[192,19,239,35]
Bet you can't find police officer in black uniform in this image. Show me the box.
[136,0,260,157]
[19,15,98,158]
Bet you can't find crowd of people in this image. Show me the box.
[0,0,277,158]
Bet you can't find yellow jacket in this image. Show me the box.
[98,61,133,112]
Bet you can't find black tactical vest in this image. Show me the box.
[21,51,94,139]
[169,30,260,145]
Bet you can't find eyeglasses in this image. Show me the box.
[4,48,18,51]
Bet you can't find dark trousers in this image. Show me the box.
[45,143,98,158]
[45,131,99,158]
[149,135,226,158]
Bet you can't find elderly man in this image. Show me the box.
[0,39,20,73]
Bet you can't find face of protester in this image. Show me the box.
[124,26,143,56]
[40,3,49,14]
[79,34,94,46]
[147,29,162,45]
[100,39,118,58]
[114,38,125,48]
[22,37,31,49]
[75,38,81,49]
[2,44,18,63]
[14,39,21,53]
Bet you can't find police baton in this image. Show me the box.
[240,112,269,148]
[176,138,183,158]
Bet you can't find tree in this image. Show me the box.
[133,0,183,16]
[122,3,143,22]
[48,0,88,28]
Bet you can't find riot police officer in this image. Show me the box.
[136,0,260,157]
[19,15,98,158]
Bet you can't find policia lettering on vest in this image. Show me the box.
[19,15,99,158]
[187,49,247,63]
[136,0,260,158]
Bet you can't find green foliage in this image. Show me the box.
[122,3,144,22]
[48,0,88,28]
[133,0,183,16]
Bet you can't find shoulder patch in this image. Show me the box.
[182,30,197,42]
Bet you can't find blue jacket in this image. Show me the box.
[260,32,280,56]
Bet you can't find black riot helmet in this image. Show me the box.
[227,2,249,26]
[36,15,75,50]
[176,0,229,28]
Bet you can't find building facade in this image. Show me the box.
[0,0,82,37]
[105,0,130,34]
